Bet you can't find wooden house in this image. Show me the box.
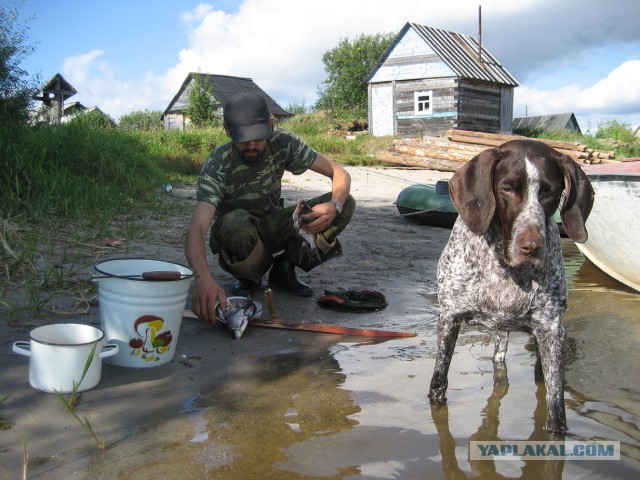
[365,22,519,138]
[162,73,291,130]
[512,113,582,134]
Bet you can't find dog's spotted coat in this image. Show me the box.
[428,140,594,434]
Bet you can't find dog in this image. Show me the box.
[428,139,594,434]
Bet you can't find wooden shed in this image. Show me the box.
[513,113,582,134]
[365,22,519,138]
[162,73,291,130]
[33,73,77,124]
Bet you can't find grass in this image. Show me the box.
[1,112,638,323]
[54,343,106,452]
[514,125,640,158]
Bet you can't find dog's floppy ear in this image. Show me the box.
[450,147,500,235]
[557,155,594,243]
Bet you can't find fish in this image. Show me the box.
[215,298,258,339]
[293,199,321,265]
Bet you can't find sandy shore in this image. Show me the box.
[0,165,456,478]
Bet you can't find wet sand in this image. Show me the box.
[1,166,639,479]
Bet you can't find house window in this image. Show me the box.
[414,91,433,116]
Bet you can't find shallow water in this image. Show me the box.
[77,240,640,480]
[162,240,640,479]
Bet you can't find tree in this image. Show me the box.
[119,110,163,130]
[316,32,395,112]
[184,74,221,127]
[0,2,40,126]
[595,119,635,143]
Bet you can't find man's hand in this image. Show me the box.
[303,201,338,234]
[191,272,227,325]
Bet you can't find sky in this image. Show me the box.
[14,0,640,133]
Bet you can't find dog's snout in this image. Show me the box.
[518,232,542,257]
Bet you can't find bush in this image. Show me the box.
[119,110,163,131]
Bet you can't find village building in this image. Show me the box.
[161,73,291,131]
[365,22,519,138]
[33,73,77,124]
[513,112,582,133]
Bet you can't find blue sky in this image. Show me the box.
[16,0,640,132]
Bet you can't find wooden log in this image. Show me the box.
[395,137,486,154]
[448,134,504,147]
[446,129,588,152]
[393,143,480,162]
[375,150,465,172]
[448,134,586,161]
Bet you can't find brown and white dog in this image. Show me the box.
[428,139,594,434]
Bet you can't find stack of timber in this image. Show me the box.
[375,129,616,172]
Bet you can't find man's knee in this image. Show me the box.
[213,210,260,257]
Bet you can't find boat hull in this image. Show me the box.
[576,163,640,292]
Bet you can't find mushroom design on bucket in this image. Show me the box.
[128,315,173,362]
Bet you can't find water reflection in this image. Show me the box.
[187,346,360,479]
[431,367,564,479]
[181,240,640,479]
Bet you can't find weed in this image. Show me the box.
[54,343,106,452]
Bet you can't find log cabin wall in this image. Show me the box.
[395,78,458,137]
[457,78,502,133]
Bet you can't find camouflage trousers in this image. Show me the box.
[210,192,355,281]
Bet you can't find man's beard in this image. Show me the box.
[238,147,262,165]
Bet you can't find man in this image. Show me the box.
[185,91,355,324]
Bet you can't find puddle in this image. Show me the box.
[78,240,639,479]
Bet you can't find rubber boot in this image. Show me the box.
[268,252,313,297]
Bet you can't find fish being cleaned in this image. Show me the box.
[215,297,260,339]
[293,199,321,264]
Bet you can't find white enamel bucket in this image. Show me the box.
[12,323,119,393]
[93,258,194,368]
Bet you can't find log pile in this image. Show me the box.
[375,129,616,172]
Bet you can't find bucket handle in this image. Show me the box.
[91,271,194,281]
[12,341,31,357]
[99,344,120,359]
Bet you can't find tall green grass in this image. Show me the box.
[2,123,160,221]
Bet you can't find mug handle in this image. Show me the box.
[12,341,31,357]
[99,344,120,359]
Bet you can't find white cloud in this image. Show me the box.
[55,0,640,130]
[61,50,107,85]
[515,60,640,130]
[580,60,640,112]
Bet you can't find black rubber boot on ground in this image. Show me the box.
[268,253,313,297]
[231,278,261,296]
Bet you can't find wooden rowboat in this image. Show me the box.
[576,160,640,292]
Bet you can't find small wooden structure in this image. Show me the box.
[162,73,291,131]
[365,22,519,138]
[34,73,77,124]
[513,113,582,134]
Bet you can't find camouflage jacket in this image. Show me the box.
[197,130,318,218]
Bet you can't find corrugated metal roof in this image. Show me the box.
[366,22,519,87]
[410,23,519,86]
[513,113,581,132]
